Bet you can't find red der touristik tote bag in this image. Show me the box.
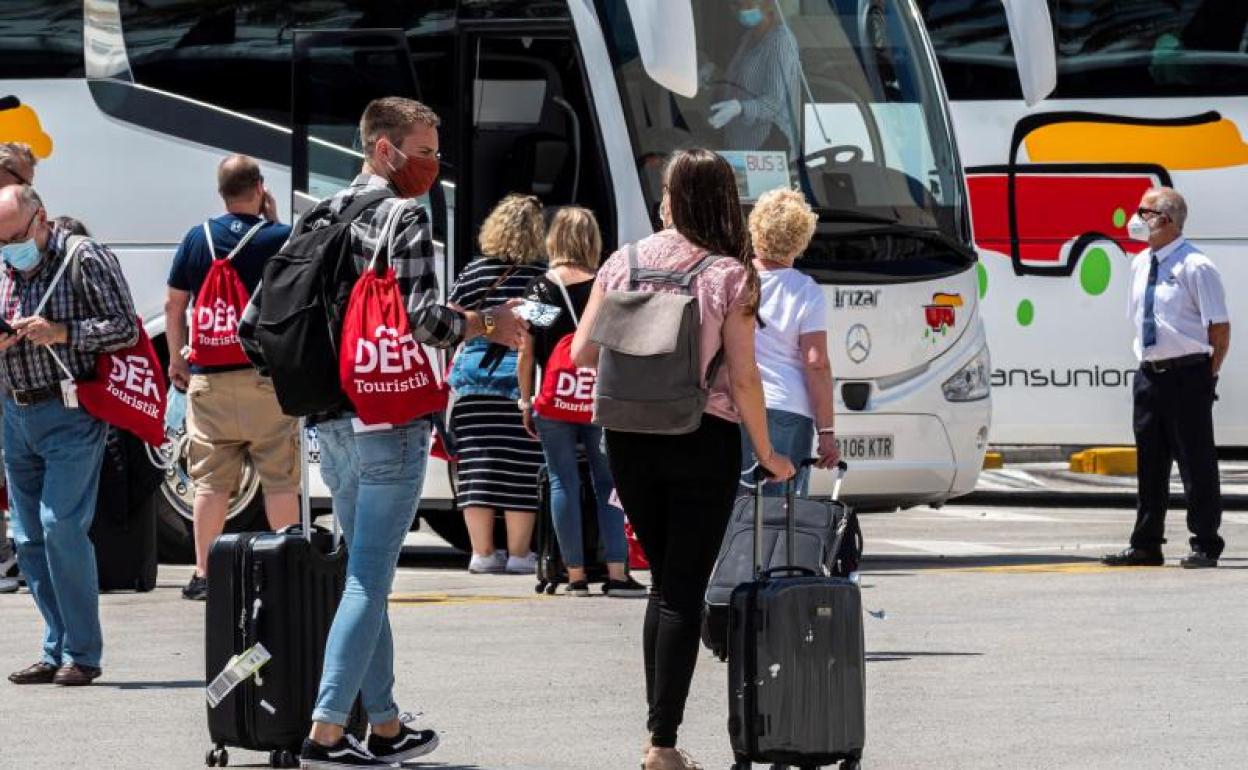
[533,273,595,424]
[39,238,168,447]
[188,220,266,368]
[339,202,447,425]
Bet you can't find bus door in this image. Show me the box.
[456,24,616,265]
[290,29,455,306]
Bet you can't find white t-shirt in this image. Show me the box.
[754,267,827,418]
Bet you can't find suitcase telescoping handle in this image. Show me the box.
[295,418,340,547]
[752,459,848,580]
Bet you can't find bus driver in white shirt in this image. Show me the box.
[1104,187,1231,569]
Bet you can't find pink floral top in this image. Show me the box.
[597,228,751,423]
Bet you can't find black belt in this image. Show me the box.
[1140,353,1210,374]
[11,385,61,406]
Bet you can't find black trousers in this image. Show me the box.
[1131,362,1224,557]
[606,416,741,749]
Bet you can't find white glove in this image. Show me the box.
[708,99,743,129]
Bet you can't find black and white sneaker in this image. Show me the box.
[300,735,394,769]
[367,714,440,764]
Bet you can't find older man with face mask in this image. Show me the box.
[0,185,139,686]
[1103,187,1231,569]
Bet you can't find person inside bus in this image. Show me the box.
[516,206,647,597]
[0,185,140,687]
[445,194,547,576]
[572,149,795,770]
[739,188,840,494]
[165,154,299,602]
[296,97,527,770]
[1104,187,1230,570]
[707,0,801,159]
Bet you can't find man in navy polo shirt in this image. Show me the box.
[165,154,299,600]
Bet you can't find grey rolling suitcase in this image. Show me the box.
[726,462,865,770]
[704,461,860,660]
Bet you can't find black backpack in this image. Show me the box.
[241,189,390,417]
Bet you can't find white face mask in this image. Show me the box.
[1126,213,1153,242]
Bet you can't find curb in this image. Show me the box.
[954,490,1248,511]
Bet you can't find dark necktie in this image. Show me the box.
[1142,253,1159,349]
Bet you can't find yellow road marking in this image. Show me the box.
[936,562,1154,575]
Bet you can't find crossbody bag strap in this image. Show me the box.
[36,236,93,381]
[472,263,518,311]
[547,271,579,327]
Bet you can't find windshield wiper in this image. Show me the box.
[847,224,977,261]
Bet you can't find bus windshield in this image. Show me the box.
[601,0,969,273]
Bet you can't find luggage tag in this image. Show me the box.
[60,378,79,409]
[352,416,394,434]
[206,642,272,708]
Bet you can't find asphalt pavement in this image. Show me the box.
[1,504,1246,769]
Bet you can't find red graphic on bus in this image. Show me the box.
[966,170,1162,276]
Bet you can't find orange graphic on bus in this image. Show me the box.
[0,96,53,159]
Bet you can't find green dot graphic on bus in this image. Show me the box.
[1016,299,1035,327]
[1079,247,1112,296]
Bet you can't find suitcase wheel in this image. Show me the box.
[544,583,557,596]
[206,747,228,767]
[534,581,546,594]
[840,760,861,770]
[270,749,298,768]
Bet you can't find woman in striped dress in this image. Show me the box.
[447,194,547,574]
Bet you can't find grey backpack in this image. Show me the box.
[589,244,726,434]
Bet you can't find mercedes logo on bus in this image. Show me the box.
[846,324,871,363]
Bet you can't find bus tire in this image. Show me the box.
[149,435,267,564]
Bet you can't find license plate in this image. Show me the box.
[835,434,894,460]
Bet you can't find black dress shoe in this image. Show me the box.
[1180,551,1218,569]
[53,663,102,687]
[8,661,58,685]
[1101,547,1164,567]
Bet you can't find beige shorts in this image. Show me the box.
[186,369,300,495]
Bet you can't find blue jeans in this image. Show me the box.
[312,417,430,726]
[741,408,814,497]
[535,416,627,567]
[4,398,107,667]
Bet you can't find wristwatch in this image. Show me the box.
[482,310,496,337]
[517,398,531,411]
[817,427,836,435]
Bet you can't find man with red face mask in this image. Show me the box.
[296,98,526,770]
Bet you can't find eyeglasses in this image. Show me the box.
[0,208,38,247]
[1137,207,1166,219]
[0,165,29,186]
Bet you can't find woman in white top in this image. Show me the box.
[742,188,840,495]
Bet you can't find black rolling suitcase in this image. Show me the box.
[727,462,865,770]
[704,461,860,659]
[534,461,609,595]
[91,427,161,592]
[204,424,362,769]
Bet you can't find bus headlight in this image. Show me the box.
[942,347,991,402]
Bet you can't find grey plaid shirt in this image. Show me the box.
[0,225,140,391]
[305,174,464,348]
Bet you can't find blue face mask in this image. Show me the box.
[1,238,40,271]
[738,7,764,27]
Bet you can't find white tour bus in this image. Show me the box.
[919,0,1247,448]
[0,0,1050,559]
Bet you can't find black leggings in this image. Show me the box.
[606,416,741,749]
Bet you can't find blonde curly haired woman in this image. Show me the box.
[447,194,547,574]
[742,187,840,496]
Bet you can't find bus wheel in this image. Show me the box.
[147,431,266,564]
